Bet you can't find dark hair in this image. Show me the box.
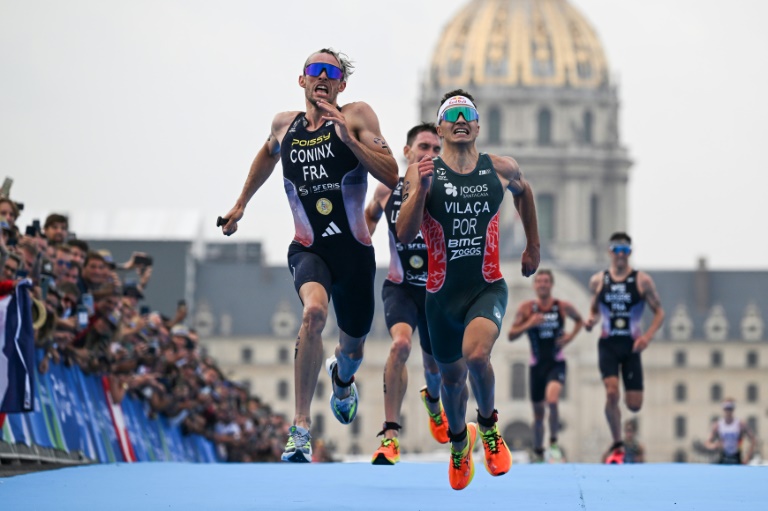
[535,269,554,283]
[44,213,69,230]
[437,89,477,114]
[67,239,90,253]
[406,122,438,147]
[83,250,106,267]
[609,232,632,244]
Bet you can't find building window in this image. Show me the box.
[675,416,687,439]
[241,347,252,364]
[583,111,593,144]
[711,350,722,368]
[673,450,687,463]
[746,351,758,368]
[277,380,289,400]
[313,414,325,436]
[675,383,687,402]
[315,381,325,399]
[674,350,687,367]
[488,107,502,145]
[589,195,599,242]
[537,108,552,145]
[278,347,290,364]
[511,362,526,400]
[746,384,759,403]
[537,193,555,241]
[710,383,722,403]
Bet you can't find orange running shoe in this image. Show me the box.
[480,423,512,476]
[371,437,400,465]
[448,423,478,491]
[419,386,450,444]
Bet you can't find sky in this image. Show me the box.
[2,0,767,269]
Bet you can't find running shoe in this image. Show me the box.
[281,425,312,463]
[605,446,625,464]
[448,423,478,491]
[547,443,565,463]
[325,356,358,424]
[419,386,449,444]
[479,423,512,476]
[371,437,400,465]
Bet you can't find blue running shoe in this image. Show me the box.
[281,425,312,463]
[325,356,359,425]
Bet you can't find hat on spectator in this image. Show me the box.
[96,249,116,269]
[123,284,144,300]
[171,324,191,339]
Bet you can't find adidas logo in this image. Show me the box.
[322,222,342,237]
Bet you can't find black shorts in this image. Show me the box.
[598,337,643,391]
[719,452,742,465]
[287,242,376,338]
[425,279,508,364]
[381,280,431,355]
[529,360,566,402]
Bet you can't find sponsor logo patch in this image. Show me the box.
[316,198,333,215]
[409,255,424,269]
[321,221,342,237]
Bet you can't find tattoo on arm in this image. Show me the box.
[402,192,410,203]
[566,303,583,322]
[373,137,392,155]
[645,286,662,312]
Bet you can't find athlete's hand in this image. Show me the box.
[556,333,574,348]
[584,314,598,332]
[220,204,245,236]
[632,333,652,353]
[528,313,546,328]
[521,243,540,277]
[417,155,434,188]
[317,99,352,145]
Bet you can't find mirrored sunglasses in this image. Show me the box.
[610,244,632,255]
[441,106,479,123]
[304,62,344,80]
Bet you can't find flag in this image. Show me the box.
[0,279,35,413]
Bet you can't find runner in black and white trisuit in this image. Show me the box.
[508,269,582,463]
[704,398,756,465]
[220,48,398,463]
[584,232,665,463]
[364,123,449,465]
[397,89,540,490]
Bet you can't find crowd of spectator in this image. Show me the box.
[1,192,292,462]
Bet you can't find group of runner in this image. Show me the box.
[219,48,750,489]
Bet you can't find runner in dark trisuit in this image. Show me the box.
[220,48,398,463]
[397,89,540,490]
[584,232,665,464]
[508,269,583,463]
[704,398,756,465]
[364,123,448,465]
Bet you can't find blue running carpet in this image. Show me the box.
[1,462,765,510]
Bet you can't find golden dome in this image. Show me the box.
[430,0,608,89]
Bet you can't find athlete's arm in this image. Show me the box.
[633,272,665,353]
[396,157,432,243]
[316,100,398,189]
[703,421,721,450]
[221,111,295,236]
[364,183,391,235]
[584,272,603,332]
[741,420,757,463]
[491,154,539,277]
[507,302,534,341]
[557,300,584,348]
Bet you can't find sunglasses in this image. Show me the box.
[610,244,632,255]
[57,259,73,268]
[304,62,344,80]
[440,106,479,123]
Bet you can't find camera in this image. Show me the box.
[134,254,153,266]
